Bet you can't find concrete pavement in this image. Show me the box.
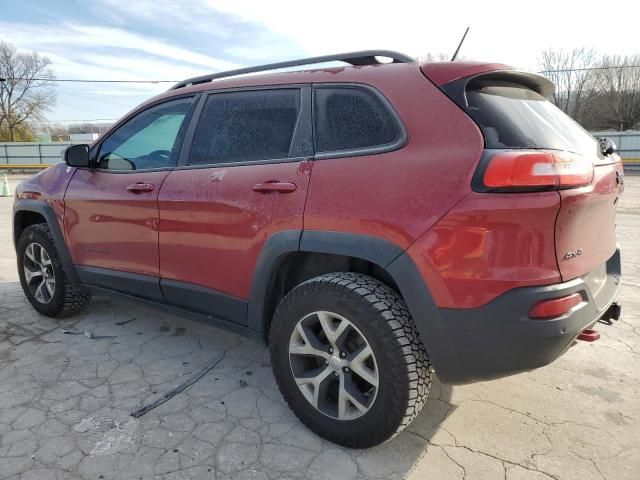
[1,174,638,479]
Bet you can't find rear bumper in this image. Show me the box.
[430,248,621,384]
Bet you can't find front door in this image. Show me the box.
[157,87,312,324]
[64,96,196,299]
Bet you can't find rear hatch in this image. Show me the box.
[437,70,623,282]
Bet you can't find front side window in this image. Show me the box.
[97,97,193,171]
[189,89,301,166]
[314,86,401,153]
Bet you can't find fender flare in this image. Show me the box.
[13,199,80,283]
[247,230,445,370]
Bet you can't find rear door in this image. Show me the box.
[64,96,196,299]
[461,77,623,281]
[157,86,313,324]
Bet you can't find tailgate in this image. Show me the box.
[555,160,624,281]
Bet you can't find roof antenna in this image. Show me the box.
[451,26,470,61]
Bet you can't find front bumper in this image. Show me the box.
[431,248,621,384]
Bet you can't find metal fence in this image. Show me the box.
[0,142,81,166]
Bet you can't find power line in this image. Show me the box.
[2,64,640,84]
[35,118,119,123]
[539,65,640,74]
[58,90,136,109]
[1,77,177,84]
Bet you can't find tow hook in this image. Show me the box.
[599,302,622,325]
[577,329,600,342]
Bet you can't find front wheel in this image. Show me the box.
[269,272,432,448]
[17,224,90,317]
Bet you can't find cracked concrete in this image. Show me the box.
[1,174,639,479]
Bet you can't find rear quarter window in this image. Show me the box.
[313,86,403,154]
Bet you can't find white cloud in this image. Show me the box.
[0,21,238,72]
[0,19,241,121]
[4,0,639,123]
[93,0,303,62]
[206,0,640,70]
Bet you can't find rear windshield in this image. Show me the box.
[465,80,596,154]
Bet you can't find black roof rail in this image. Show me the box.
[169,50,415,91]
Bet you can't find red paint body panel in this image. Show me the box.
[406,191,562,308]
[420,62,514,86]
[15,163,74,234]
[157,161,312,298]
[304,65,485,248]
[555,161,623,281]
[64,169,169,276]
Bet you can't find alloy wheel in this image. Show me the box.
[23,242,56,304]
[288,310,379,420]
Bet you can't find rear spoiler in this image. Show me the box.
[434,69,556,110]
[465,70,556,97]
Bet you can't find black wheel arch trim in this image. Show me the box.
[13,199,80,283]
[247,230,446,375]
[248,230,302,333]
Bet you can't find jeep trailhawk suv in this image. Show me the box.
[13,51,623,448]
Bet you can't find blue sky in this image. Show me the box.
[1,0,638,125]
[0,0,305,124]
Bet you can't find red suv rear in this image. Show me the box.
[13,51,623,448]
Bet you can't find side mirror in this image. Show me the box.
[598,138,617,156]
[64,144,91,167]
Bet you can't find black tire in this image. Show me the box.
[269,272,432,448]
[17,223,90,318]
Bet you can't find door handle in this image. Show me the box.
[252,181,297,193]
[126,182,155,193]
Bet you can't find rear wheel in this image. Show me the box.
[269,272,432,448]
[17,224,90,317]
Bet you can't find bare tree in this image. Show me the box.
[416,52,451,63]
[44,123,70,142]
[591,55,640,131]
[0,40,56,141]
[539,47,596,122]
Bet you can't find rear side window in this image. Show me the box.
[313,86,402,153]
[189,89,300,165]
[465,80,596,154]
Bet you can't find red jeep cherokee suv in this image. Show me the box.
[13,51,623,448]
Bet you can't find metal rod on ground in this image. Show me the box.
[130,355,224,418]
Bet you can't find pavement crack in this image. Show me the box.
[460,399,551,427]
[442,446,467,479]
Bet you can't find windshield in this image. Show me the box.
[465,80,597,155]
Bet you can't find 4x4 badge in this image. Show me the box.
[563,249,583,260]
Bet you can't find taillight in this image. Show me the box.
[529,293,583,319]
[482,151,593,191]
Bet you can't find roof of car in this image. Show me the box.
[131,52,548,115]
[152,60,516,99]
